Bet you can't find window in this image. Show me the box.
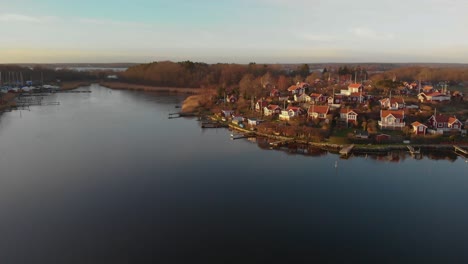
[438,123,443,128]
[419,126,424,132]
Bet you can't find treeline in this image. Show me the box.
[371,66,468,84]
[0,65,99,84]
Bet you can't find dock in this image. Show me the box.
[339,144,355,157]
[454,145,468,158]
[269,139,293,148]
[407,145,420,154]
[201,122,228,128]
[230,132,256,140]
[454,145,467,155]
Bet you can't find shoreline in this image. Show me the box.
[226,123,467,155]
[98,81,205,94]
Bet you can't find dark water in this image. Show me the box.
[0,84,467,263]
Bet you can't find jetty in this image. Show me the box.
[230,132,256,140]
[407,145,420,154]
[339,144,355,157]
[454,145,468,158]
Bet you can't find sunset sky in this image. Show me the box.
[1,0,467,63]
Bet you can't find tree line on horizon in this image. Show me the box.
[120,61,468,96]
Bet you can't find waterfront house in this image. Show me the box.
[255,99,268,112]
[308,105,329,120]
[263,104,281,116]
[379,110,405,130]
[340,108,358,125]
[247,118,264,126]
[379,97,405,110]
[279,106,302,121]
[310,93,326,103]
[428,114,462,133]
[231,115,244,125]
[411,121,427,135]
[418,92,451,102]
[294,93,311,102]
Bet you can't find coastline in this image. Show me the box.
[99,81,205,94]
[227,122,467,155]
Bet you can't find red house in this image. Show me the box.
[428,114,463,133]
[411,121,427,135]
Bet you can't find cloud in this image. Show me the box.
[0,13,56,23]
[300,33,337,42]
[350,27,394,40]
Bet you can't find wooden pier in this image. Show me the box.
[230,132,256,140]
[339,144,355,157]
[407,145,420,154]
[454,145,468,158]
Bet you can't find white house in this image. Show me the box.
[340,108,358,125]
[378,110,405,130]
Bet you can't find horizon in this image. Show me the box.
[2,0,468,64]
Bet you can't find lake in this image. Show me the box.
[0,84,467,263]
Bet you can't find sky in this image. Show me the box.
[1,0,468,63]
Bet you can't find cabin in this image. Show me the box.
[428,114,463,133]
[247,118,264,126]
[379,110,405,130]
[294,93,311,102]
[379,97,405,110]
[376,134,391,142]
[418,92,451,102]
[308,105,329,120]
[279,106,302,121]
[411,121,427,135]
[349,92,365,103]
[263,104,281,116]
[327,95,344,104]
[310,93,326,103]
[231,115,244,125]
[340,108,358,125]
[348,83,364,93]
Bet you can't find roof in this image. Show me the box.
[350,92,364,97]
[267,104,280,110]
[288,85,299,91]
[448,117,460,124]
[348,83,362,88]
[340,108,357,114]
[287,106,301,112]
[310,93,323,98]
[309,105,329,114]
[381,110,404,119]
[432,114,459,123]
[411,121,427,127]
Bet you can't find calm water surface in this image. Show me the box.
[0,84,467,263]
